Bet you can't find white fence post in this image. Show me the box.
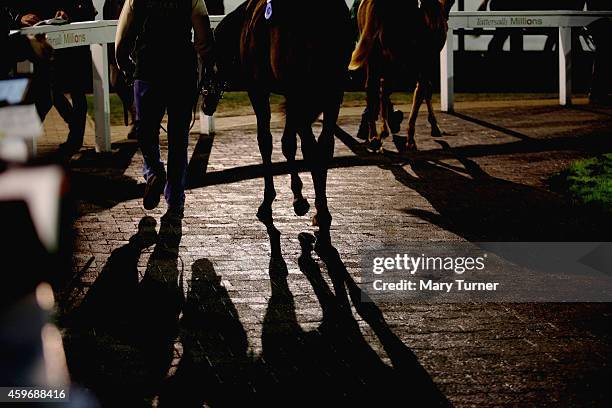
[440,33,454,113]
[15,61,37,156]
[90,43,112,152]
[200,114,216,136]
[558,26,572,106]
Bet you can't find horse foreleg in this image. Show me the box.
[423,80,442,138]
[249,90,276,222]
[407,82,425,151]
[281,120,310,216]
[310,99,341,240]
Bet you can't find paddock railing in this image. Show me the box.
[13,12,612,153]
[441,10,612,112]
[14,17,225,154]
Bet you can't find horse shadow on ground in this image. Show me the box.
[387,140,609,241]
[160,221,450,406]
[334,125,610,242]
[60,218,450,406]
[66,113,610,224]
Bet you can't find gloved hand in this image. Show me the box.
[119,62,135,87]
[200,65,225,116]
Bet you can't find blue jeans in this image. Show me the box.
[134,77,196,208]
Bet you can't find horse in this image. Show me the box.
[350,0,451,152]
[237,0,353,236]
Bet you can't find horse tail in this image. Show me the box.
[349,0,380,71]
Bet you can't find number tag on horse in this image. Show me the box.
[265,0,273,20]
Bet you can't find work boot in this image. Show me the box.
[143,172,166,210]
[58,138,83,156]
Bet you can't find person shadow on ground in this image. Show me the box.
[62,216,184,407]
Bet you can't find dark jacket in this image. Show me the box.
[204,0,224,15]
[1,5,32,77]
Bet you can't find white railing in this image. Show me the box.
[15,17,225,153]
[440,11,612,112]
[14,12,612,153]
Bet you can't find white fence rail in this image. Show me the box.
[15,18,225,153]
[441,11,612,112]
[14,12,612,153]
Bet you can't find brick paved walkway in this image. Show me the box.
[47,97,612,407]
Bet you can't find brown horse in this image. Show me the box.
[350,0,451,151]
[238,0,353,236]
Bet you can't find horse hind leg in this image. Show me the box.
[281,120,310,216]
[423,80,443,138]
[407,82,425,151]
[249,90,276,222]
[379,78,391,140]
[364,66,384,153]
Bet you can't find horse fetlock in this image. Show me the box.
[407,126,416,140]
[256,203,273,223]
[281,135,297,155]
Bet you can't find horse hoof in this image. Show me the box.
[390,110,404,134]
[406,141,418,151]
[367,138,383,153]
[431,127,443,138]
[293,197,310,217]
[256,204,273,223]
